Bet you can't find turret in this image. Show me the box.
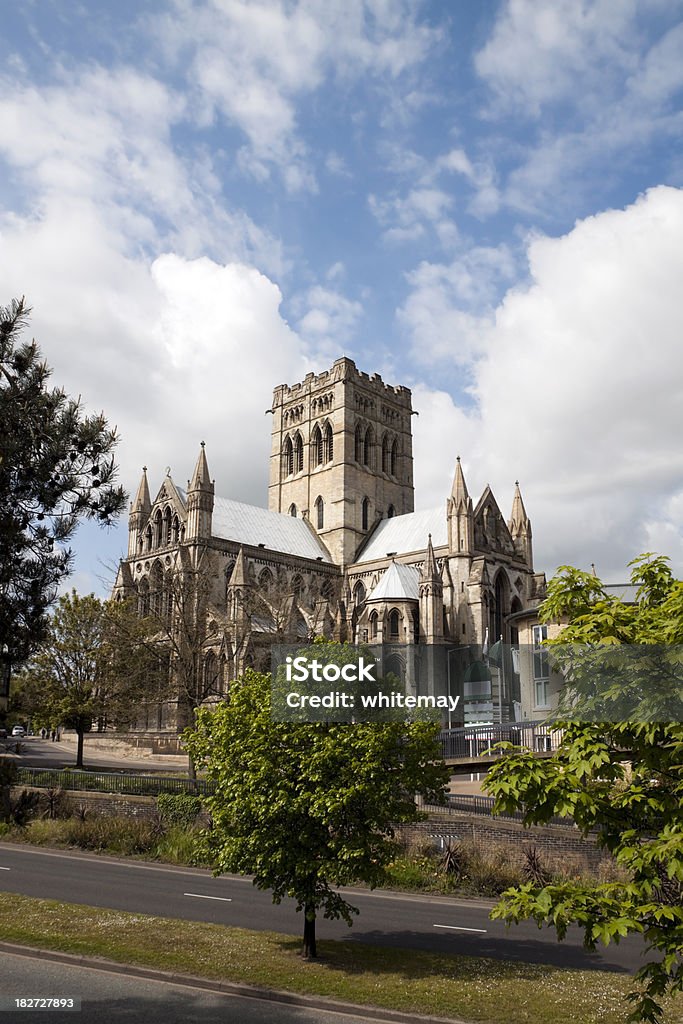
[419,534,444,644]
[128,467,151,557]
[508,481,533,567]
[227,546,251,632]
[447,457,473,554]
[186,442,215,542]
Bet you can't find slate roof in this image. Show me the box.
[368,561,421,601]
[212,497,332,562]
[356,508,446,563]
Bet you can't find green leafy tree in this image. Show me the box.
[0,298,126,667]
[18,591,161,767]
[185,662,449,957]
[483,554,683,1023]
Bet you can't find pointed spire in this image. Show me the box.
[451,456,469,505]
[189,441,212,492]
[421,533,439,581]
[510,480,529,531]
[229,546,249,588]
[131,466,151,513]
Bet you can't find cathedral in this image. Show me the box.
[114,357,547,731]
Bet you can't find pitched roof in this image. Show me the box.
[368,561,420,601]
[212,497,333,562]
[355,508,446,563]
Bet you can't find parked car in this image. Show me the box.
[11,725,25,738]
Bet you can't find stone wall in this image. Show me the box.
[397,808,607,871]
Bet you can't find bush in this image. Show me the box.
[55,816,159,855]
[156,792,202,829]
[154,826,208,866]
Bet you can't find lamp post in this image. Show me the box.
[0,643,10,713]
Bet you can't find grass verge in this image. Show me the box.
[0,893,681,1024]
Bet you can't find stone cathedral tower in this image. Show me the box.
[268,357,414,565]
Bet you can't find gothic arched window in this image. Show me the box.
[369,611,379,640]
[164,507,172,545]
[283,436,294,476]
[291,574,304,599]
[363,426,374,467]
[154,509,163,548]
[311,424,323,468]
[355,423,364,463]
[361,496,370,531]
[204,652,217,694]
[315,495,324,530]
[390,439,398,477]
[294,433,304,474]
[150,562,164,618]
[353,580,366,607]
[145,525,153,552]
[388,609,400,641]
[172,515,180,544]
[324,422,333,463]
[258,567,273,591]
[387,504,395,519]
[137,578,149,617]
[289,503,297,517]
[381,434,390,474]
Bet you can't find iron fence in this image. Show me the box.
[421,790,577,831]
[16,767,215,797]
[439,722,564,760]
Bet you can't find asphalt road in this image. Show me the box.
[0,844,644,973]
[3,736,188,774]
[0,949,392,1024]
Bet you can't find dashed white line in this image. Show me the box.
[433,924,487,933]
[183,893,232,902]
[0,867,10,871]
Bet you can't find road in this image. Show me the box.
[0,949,395,1024]
[3,735,189,774]
[0,844,644,973]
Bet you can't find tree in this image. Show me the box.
[483,554,683,1023]
[18,591,160,767]
[185,660,449,957]
[112,556,226,776]
[0,298,126,667]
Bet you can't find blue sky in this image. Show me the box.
[1,0,682,589]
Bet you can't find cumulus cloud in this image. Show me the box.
[408,186,683,579]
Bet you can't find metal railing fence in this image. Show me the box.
[439,722,564,760]
[16,767,214,797]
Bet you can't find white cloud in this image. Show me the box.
[408,186,683,579]
[398,245,517,365]
[294,284,363,357]
[475,2,683,217]
[474,0,641,117]
[152,0,440,191]
[369,187,456,245]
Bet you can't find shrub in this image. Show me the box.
[156,792,202,829]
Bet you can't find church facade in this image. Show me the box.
[114,357,548,731]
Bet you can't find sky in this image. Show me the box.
[1,0,682,592]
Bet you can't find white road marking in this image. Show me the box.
[433,923,487,933]
[183,892,232,902]
[0,867,9,871]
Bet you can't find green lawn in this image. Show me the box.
[0,893,681,1024]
